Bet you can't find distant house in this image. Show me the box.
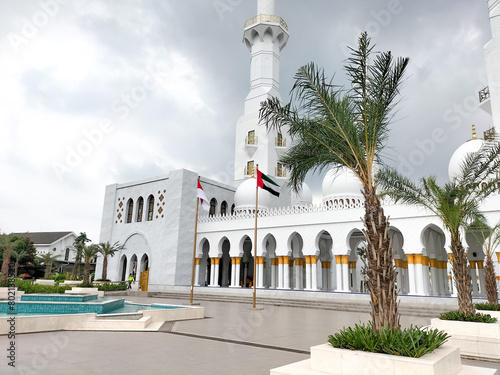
[12,232,78,274]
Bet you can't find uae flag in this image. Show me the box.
[197,180,210,211]
[257,169,280,197]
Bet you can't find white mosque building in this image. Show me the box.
[96,0,500,298]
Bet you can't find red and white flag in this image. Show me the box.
[197,180,210,211]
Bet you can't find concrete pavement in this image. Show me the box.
[2,294,500,374]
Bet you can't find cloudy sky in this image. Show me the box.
[0,0,494,242]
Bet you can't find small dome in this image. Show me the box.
[291,182,313,206]
[448,138,484,181]
[322,167,363,201]
[234,178,271,212]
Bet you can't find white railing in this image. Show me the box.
[244,14,289,31]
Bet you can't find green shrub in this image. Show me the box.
[475,303,500,311]
[328,323,449,358]
[439,310,497,323]
[16,282,72,294]
[50,274,66,282]
[97,282,127,291]
[77,283,94,288]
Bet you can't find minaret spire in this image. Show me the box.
[483,1,500,133]
[233,0,290,186]
[257,0,275,15]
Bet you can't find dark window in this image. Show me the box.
[136,197,144,222]
[126,199,134,223]
[231,204,235,215]
[65,248,70,261]
[209,198,217,217]
[221,201,227,216]
[147,195,154,221]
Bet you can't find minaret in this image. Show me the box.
[233,0,290,185]
[483,0,500,133]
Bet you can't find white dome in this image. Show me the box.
[291,182,313,206]
[234,178,271,212]
[322,167,363,201]
[448,138,484,181]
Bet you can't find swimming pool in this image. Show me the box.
[0,294,183,316]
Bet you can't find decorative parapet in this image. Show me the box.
[244,14,288,31]
[199,200,367,223]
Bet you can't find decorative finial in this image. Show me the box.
[472,124,477,139]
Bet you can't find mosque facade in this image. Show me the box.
[96,0,500,298]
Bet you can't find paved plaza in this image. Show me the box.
[3,295,500,374]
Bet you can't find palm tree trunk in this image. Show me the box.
[362,185,400,331]
[485,254,498,305]
[14,261,19,278]
[83,260,90,285]
[1,249,11,283]
[450,237,475,314]
[102,256,108,280]
[44,263,51,279]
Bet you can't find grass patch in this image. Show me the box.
[475,303,500,311]
[328,323,449,358]
[439,310,497,323]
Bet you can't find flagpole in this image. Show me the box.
[253,165,259,309]
[190,177,201,305]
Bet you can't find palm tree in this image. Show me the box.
[72,232,90,279]
[470,220,500,305]
[259,32,410,331]
[37,253,60,279]
[0,235,18,282]
[378,142,500,314]
[82,244,100,285]
[97,241,124,280]
[10,249,28,278]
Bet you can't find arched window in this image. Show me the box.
[221,201,227,216]
[64,248,70,261]
[136,197,144,222]
[231,204,235,215]
[209,198,217,217]
[126,199,134,223]
[147,195,154,221]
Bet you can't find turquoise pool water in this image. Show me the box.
[0,294,183,316]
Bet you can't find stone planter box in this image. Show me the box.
[0,287,24,300]
[477,310,500,320]
[66,287,104,298]
[35,279,55,285]
[270,344,496,375]
[60,280,82,286]
[430,318,500,361]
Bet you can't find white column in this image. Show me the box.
[422,257,430,296]
[283,257,290,289]
[322,265,328,291]
[335,256,343,292]
[257,258,264,288]
[429,260,438,296]
[209,260,216,286]
[235,259,241,287]
[194,261,200,286]
[470,261,479,296]
[294,260,302,290]
[407,258,416,295]
[271,259,277,289]
[395,260,404,294]
[278,258,284,289]
[342,256,349,292]
[478,261,486,297]
[311,256,318,291]
[305,256,312,290]
[214,260,220,287]
[230,259,237,287]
